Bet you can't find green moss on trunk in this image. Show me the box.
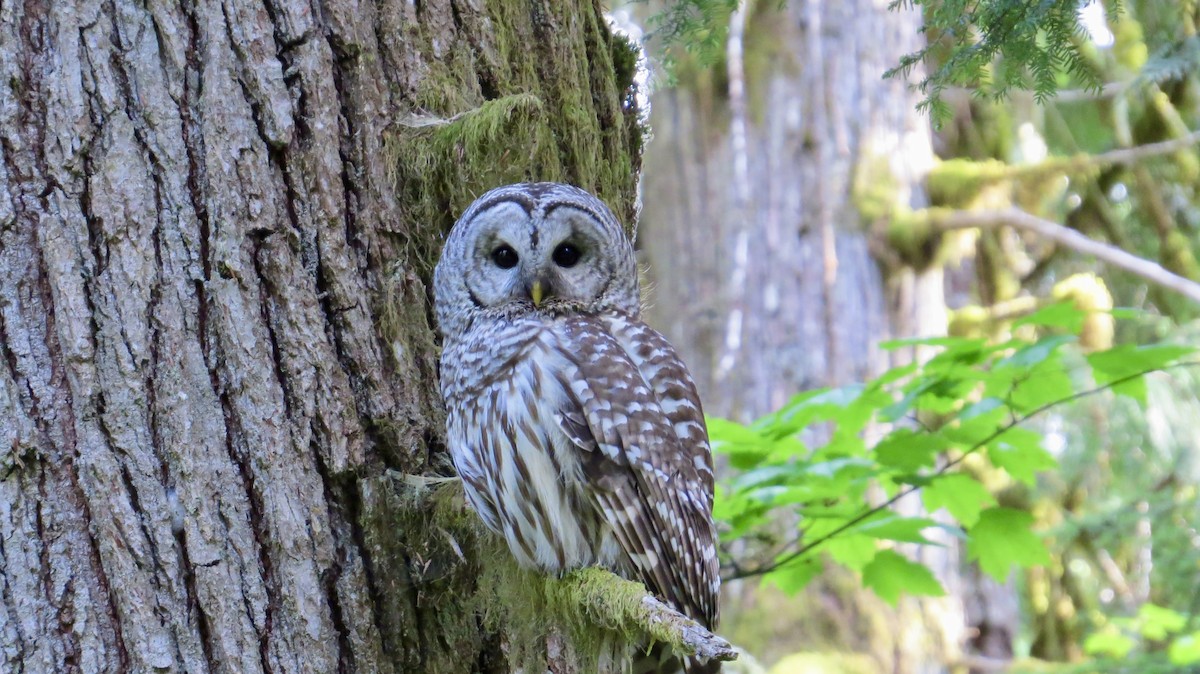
[383,1,644,285]
[366,476,686,672]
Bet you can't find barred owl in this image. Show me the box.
[433,183,720,672]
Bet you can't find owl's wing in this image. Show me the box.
[552,314,719,628]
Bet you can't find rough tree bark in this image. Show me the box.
[0,0,647,672]
[639,1,966,671]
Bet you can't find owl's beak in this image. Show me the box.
[529,279,545,307]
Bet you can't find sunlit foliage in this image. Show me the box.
[711,303,1200,668]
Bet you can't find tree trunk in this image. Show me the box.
[639,1,965,671]
[642,0,943,418]
[0,0,642,671]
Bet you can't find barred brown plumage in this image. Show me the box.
[434,183,721,673]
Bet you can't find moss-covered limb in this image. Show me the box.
[947,297,1039,337]
[1013,131,1199,178]
[923,131,1200,208]
[374,474,736,671]
[549,568,738,663]
[871,128,1200,279]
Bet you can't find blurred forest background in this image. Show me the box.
[623,0,1200,672]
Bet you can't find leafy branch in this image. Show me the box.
[724,360,1200,581]
[711,304,1198,602]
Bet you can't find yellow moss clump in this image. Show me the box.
[852,153,941,270]
[948,296,1043,341]
[1052,273,1114,351]
[469,522,658,671]
[927,155,1082,216]
[852,155,902,226]
[948,305,991,338]
[1162,230,1200,281]
[1112,17,1149,72]
[927,158,1012,208]
[883,207,941,269]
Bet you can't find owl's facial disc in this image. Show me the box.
[434,183,643,339]
[462,202,614,312]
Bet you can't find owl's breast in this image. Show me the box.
[443,330,621,574]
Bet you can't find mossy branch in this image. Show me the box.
[925,130,1200,207]
[949,273,1115,350]
[549,567,737,663]
[870,128,1200,302]
[391,474,736,668]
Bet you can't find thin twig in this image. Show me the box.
[1051,82,1130,102]
[393,108,474,129]
[1087,130,1200,166]
[724,361,1200,581]
[984,129,1200,178]
[927,207,1200,305]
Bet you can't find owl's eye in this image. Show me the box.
[552,243,581,268]
[491,245,519,269]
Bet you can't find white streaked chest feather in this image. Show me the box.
[443,326,621,573]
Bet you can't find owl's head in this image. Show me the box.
[433,183,639,338]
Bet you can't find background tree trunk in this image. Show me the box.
[639,1,967,671]
[0,0,641,671]
[642,0,941,418]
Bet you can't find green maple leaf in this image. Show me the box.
[862,550,946,605]
[922,473,995,527]
[966,507,1050,580]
